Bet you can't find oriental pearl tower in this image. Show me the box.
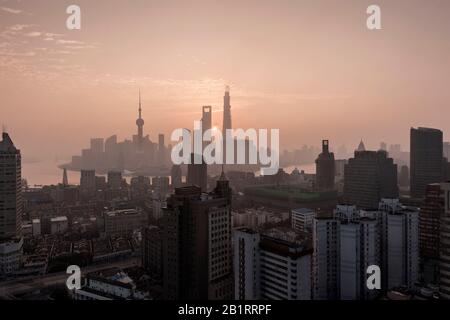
[136,90,145,151]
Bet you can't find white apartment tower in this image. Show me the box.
[233,228,312,300]
[313,216,340,300]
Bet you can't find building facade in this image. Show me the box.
[410,127,443,199]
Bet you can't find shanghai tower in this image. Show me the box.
[222,86,232,163]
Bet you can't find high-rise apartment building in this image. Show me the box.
[315,140,335,191]
[313,214,340,300]
[420,183,444,284]
[339,214,380,300]
[0,133,22,240]
[80,170,96,197]
[410,127,443,199]
[233,228,312,300]
[162,175,233,300]
[0,132,23,276]
[107,170,123,191]
[187,153,207,192]
[170,165,182,189]
[142,225,163,280]
[344,150,398,209]
[379,199,419,290]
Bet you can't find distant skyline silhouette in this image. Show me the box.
[2,0,450,164]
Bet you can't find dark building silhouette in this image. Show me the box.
[130,176,151,200]
[62,168,68,186]
[222,87,232,163]
[410,127,443,199]
[419,183,444,285]
[344,150,398,209]
[0,132,23,276]
[187,153,207,192]
[439,182,450,299]
[202,106,212,151]
[107,170,122,191]
[0,132,22,240]
[142,225,163,280]
[315,140,335,191]
[136,90,145,150]
[399,165,410,188]
[171,165,182,189]
[80,170,96,197]
[162,175,233,300]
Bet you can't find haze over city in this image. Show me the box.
[2,0,450,181]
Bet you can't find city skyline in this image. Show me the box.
[4,0,450,310]
[2,0,450,167]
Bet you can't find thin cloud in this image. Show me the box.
[0,6,23,14]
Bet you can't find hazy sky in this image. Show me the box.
[1,0,450,162]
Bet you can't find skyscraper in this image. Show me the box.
[162,178,233,300]
[170,165,182,189]
[187,153,207,192]
[136,91,145,149]
[0,132,23,276]
[107,170,122,191]
[339,213,379,300]
[344,150,398,209]
[158,134,165,165]
[202,106,212,151]
[410,127,443,199]
[80,170,96,197]
[315,140,335,191]
[384,204,419,290]
[223,87,232,135]
[419,183,444,284]
[0,132,22,240]
[222,87,232,163]
[313,214,340,300]
[233,228,312,300]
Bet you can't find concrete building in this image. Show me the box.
[170,165,182,189]
[32,219,41,237]
[50,216,69,235]
[291,208,315,233]
[0,238,23,276]
[379,200,419,290]
[0,132,22,240]
[162,174,233,300]
[187,153,207,192]
[410,127,443,199]
[233,227,312,300]
[315,140,335,191]
[104,209,148,237]
[80,170,96,197]
[0,132,23,277]
[233,228,260,300]
[73,267,148,300]
[108,170,123,191]
[313,215,340,300]
[152,176,170,200]
[142,225,162,280]
[419,183,444,285]
[340,216,379,300]
[344,149,398,209]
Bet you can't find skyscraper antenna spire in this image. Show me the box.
[139,89,142,119]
